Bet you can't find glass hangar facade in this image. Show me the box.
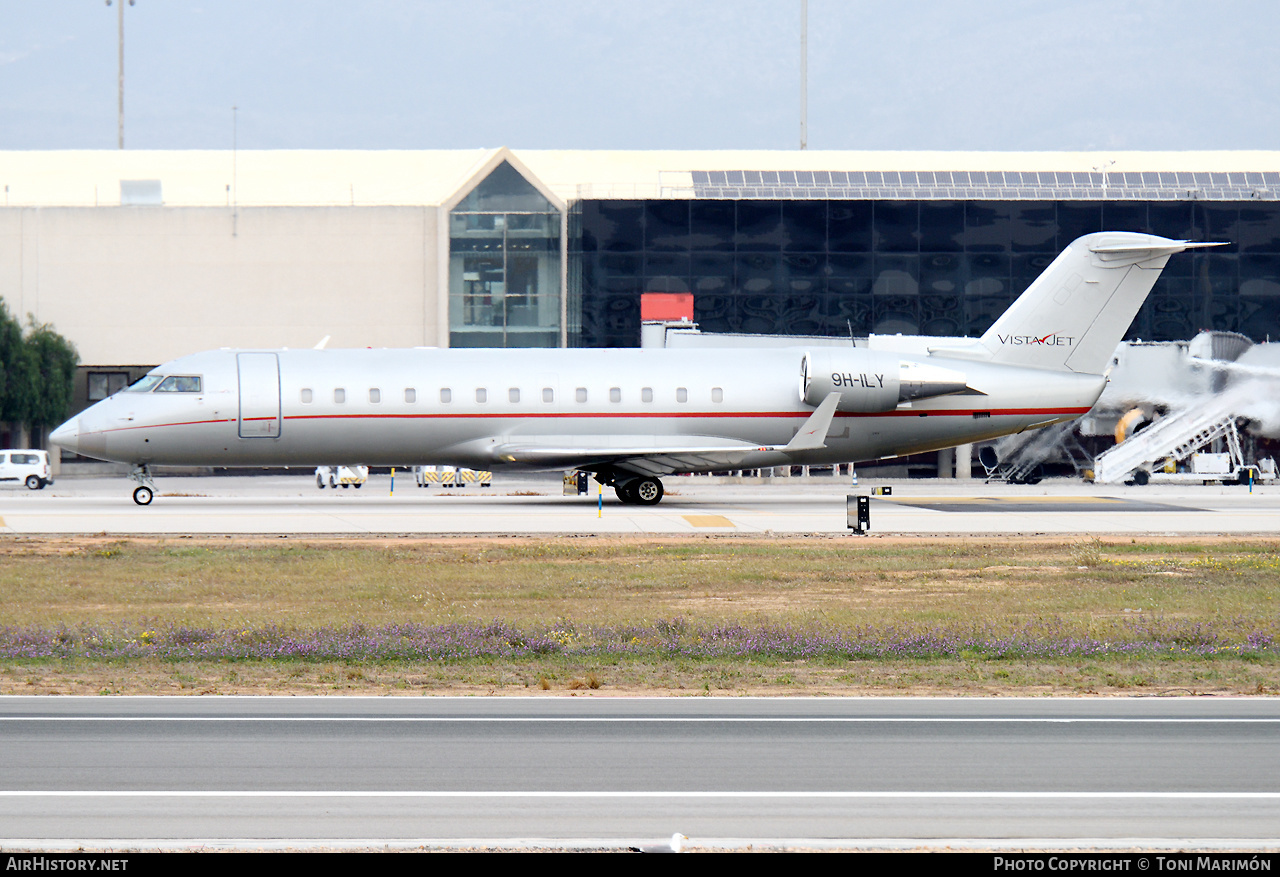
[569,196,1280,348]
[448,158,1280,350]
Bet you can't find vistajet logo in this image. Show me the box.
[997,332,1074,347]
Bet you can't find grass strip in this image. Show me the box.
[0,535,1276,695]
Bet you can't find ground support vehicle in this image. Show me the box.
[315,465,368,489]
[0,450,53,490]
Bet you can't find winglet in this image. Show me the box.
[785,392,841,452]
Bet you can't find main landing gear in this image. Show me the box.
[613,476,664,506]
[130,465,156,506]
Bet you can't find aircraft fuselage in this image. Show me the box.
[58,346,1103,472]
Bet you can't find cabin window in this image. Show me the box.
[369,388,381,403]
[475,388,487,403]
[542,387,553,403]
[509,388,520,403]
[609,387,621,403]
[641,387,653,403]
[300,389,313,404]
[440,388,452,403]
[154,375,202,393]
[576,387,587,403]
[334,388,346,404]
[676,387,688,403]
[711,387,723,403]
[404,388,416,403]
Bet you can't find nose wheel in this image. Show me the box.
[129,465,157,506]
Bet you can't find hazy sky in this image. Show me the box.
[2,1,1276,152]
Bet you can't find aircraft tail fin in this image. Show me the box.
[973,233,1223,374]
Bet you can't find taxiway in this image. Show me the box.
[1,473,1276,536]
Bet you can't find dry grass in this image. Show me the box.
[0,534,1277,696]
[2,655,1275,698]
[2,534,1275,630]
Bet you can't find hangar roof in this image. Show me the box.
[4,148,1280,207]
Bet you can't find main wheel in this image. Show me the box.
[634,478,664,505]
[132,485,154,506]
[614,483,636,504]
[25,475,42,490]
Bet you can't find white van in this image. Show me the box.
[0,450,53,490]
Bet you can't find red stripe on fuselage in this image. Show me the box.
[95,417,237,435]
[85,407,1089,435]
[282,407,1088,422]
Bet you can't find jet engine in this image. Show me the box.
[800,349,971,413]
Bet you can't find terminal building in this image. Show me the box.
[4,147,1280,466]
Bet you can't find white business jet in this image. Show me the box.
[50,232,1216,505]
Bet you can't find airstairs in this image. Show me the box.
[1089,398,1245,484]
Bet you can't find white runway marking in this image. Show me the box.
[3,716,1279,724]
[2,790,1279,799]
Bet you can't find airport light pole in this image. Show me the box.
[106,0,136,149]
[800,0,808,150]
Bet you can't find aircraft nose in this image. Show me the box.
[49,418,79,454]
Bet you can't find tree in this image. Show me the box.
[24,316,80,434]
[0,298,78,446]
[0,298,32,428]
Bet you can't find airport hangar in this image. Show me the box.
[4,147,1280,475]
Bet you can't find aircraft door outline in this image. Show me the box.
[237,352,282,438]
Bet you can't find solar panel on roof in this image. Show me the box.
[685,167,1280,200]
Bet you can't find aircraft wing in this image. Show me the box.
[492,392,842,475]
[493,440,780,475]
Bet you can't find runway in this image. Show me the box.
[2,696,1278,849]
[1,473,1277,536]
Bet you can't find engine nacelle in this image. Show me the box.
[800,350,970,412]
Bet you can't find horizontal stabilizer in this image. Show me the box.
[1089,240,1226,256]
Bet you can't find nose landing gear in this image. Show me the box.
[129,465,156,506]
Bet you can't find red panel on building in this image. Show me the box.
[640,292,694,321]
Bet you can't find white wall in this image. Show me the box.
[0,206,442,365]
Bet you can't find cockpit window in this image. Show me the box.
[153,376,202,393]
[126,375,165,393]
